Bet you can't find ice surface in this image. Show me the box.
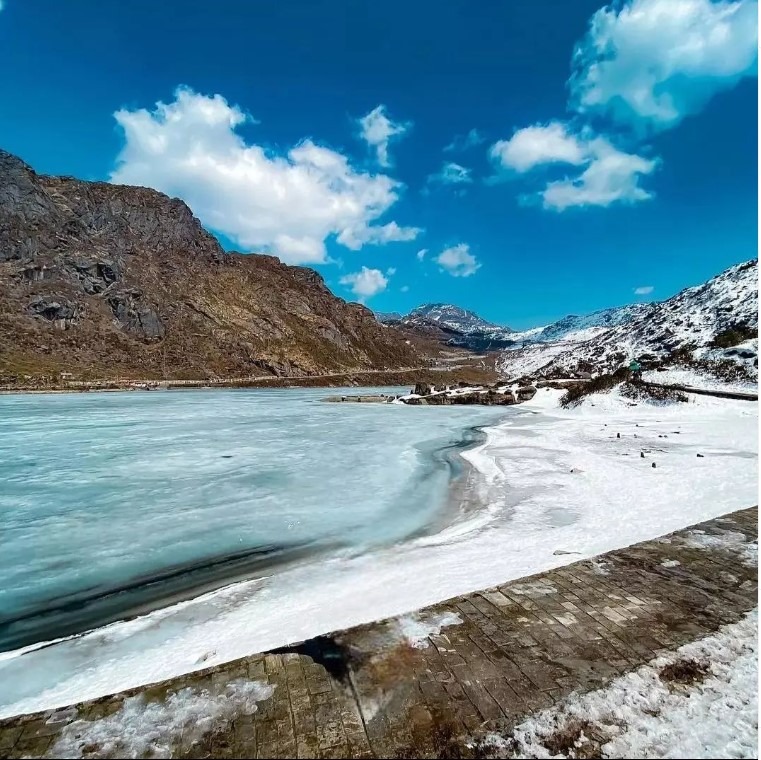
[0,386,506,649]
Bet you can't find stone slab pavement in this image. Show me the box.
[1,507,756,759]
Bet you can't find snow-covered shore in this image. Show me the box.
[0,388,756,718]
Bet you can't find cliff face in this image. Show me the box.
[0,151,419,380]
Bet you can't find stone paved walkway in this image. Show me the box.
[1,507,757,759]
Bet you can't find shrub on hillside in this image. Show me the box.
[709,324,757,349]
[619,382,688,404]
[560,367,629,408]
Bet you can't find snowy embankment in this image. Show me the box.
[642,366,758,394]
[0,389,757,718]
[479,609,758,759]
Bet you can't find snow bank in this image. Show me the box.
[479,609,758,759]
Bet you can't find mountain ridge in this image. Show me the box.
[0,150,421,382]
[499,259,758,380]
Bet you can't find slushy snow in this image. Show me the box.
[48,680,274,759]
[479,609,758,759]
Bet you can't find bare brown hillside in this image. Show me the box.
[0,150,424,383]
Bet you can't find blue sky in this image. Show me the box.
[0,0,757,329]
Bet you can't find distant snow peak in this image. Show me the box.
[407,303,509,334]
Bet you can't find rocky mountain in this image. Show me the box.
[374,311,403,323]
[0,150,420,382]
[379,303,516,352]
[405,303,511,335]
[500,260,758,380]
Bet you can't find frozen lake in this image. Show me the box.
[0,388,507,652]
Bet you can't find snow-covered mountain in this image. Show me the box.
[374,311,403,323]
[512,303,652,344]
[406,303,511,335]
[500,260,758,380]
[377,303,516,350]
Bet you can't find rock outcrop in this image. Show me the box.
[402,383,536,406]
[0,150,420,381]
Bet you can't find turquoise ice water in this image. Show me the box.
[0,387,506,649]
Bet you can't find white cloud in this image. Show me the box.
[386,267,397,276]
[400,285,410,293]
[337,220,421,250]
[339,267,389,301]
[488,0,757,213]
[416,248,428,261]
[444,128,485,152]
[357,105,411,167]
[540,136,659,211]
[436,244,481,278]
[634,285,654,295]
[427,162,473,185]
[492,123,659,210]
[110,88,420,265]
[570,0,758,130]
[490,122,588,173]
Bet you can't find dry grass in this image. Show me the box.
[658,657,710,687]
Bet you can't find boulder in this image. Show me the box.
[27,296,77,322]
[107,292,165,341]
[515,385,537,401]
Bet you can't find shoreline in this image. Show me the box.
[0,367,498,396]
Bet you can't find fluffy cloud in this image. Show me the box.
[570,0,758,130]
[110,88,420,265]
[492,122,659,210]
[339,267,389,301]
[436,244,481,277]
[427,162,473,185]
[444,128,485,153]
[489,0,757,212]
[416,248,428,261]
[634,285,654,295]
[490,122,588,173]
[357,105,411,167]
[539,135,659,210]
